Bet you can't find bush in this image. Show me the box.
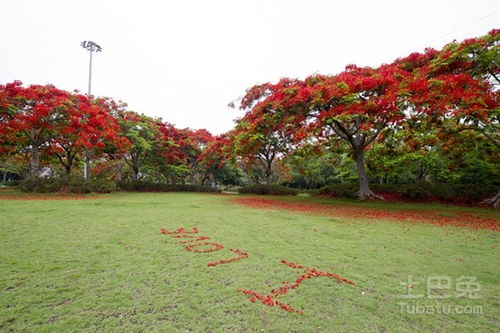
[451,184,498,202]
[315,181,497,204]
[396,182,496,203]
[237,184,298,196]
[88,179,117,193]
[65,176,90,193]
[1,180,19,187]
[19,177,62,193]
[19,176,117,194]
[116,180,220,193]
[315,183,358,199]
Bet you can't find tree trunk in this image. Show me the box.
[31,144,41,177]
[2,171,7,182]
[65,151,74,176]
[83,153,91,181]
[353,147,384,200]
[264,167,272,185]
[481,189,500,208]
[258,156,273,185]
[116,164,123,181]
[416,163,426,181]
[132,167,139,181]
[130,154,140,181]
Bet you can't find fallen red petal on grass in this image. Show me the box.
[207,248,249,267]
[238,289,303,314]
[230,197,499,231]
[239,259,355,314]
[160,227,199,235]
[185,241,224,253]
[179,236,211,244]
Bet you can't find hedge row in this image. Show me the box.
[18,178,220,194]
[17,177,496,204]
[19,176,116,193]
[116,180,220,193]
[316,182,498,204]
[237,184,299,196]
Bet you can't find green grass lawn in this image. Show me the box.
[0,191,499,332]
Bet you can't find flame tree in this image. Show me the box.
[237,29,498,199]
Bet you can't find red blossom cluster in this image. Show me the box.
[0,81,130,176]
[159,227,249,266]
[238,259,355,314]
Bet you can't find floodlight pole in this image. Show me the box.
[88,48,93,96]
[80,41,102,181]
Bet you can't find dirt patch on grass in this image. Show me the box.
[230,197,499,231]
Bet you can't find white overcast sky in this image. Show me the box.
[1,1,498,134]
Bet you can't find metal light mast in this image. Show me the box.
[80,40,102,180]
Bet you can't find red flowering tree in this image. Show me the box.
[142,122,205,183]
[395,30,498,145]
[179,128,214,184]
[231,98,297,185]
[197,132,244,186]
[0,81,73,176]
[198,133,233,169]
[398,29,499,205]
[238,30,498,200]
[0,81,130,176]
[47,94,129,175]
[239,65,413,199]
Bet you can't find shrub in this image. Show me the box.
[116,180,220,193]
[316,181,497,204]
[452,184,497,202]
[315,183,358,199]
[1,180,19,187]
[88,179,117,193]
[65,176,90,193]
[19,176,117,194]
[19,177,62,193]
[237,184,298,196]
[397,182,496,204]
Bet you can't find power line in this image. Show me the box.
[416,9,500,49]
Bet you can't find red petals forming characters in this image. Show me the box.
[178,236,211,244]
[160,227,248,266]
[185,241,224,253]
[160,227,356,315]
[238,259,355,314]
[207,248,249,267]
[279,259,355,287]
[239,288,303,314]
[160,227,199,235]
